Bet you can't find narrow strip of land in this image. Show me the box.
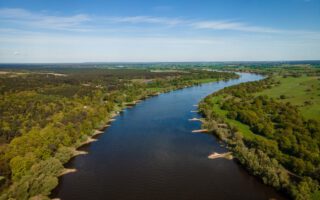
[192,129,208,133]
[208,152,233,160]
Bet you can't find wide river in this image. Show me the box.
[53,73,286,200]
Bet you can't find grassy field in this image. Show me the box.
[206,75,320,140]
[256,76,320,120]
[207,96,265,140]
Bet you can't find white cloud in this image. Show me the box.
[191,20,281,33]
[0,8,32,18]
[0,8,319,62]
[0,33,319,62]
[1,7,319,36]
[105,16,283,33]
[0,8,91,31]
[108,16,184,26]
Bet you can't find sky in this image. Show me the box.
[0,0,319,63]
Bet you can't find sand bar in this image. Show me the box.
[192,129,208,133]
[208,152,233,160]
[59,168,77,176]
[189,118,202,121]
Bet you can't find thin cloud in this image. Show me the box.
[0,8,91,31]
[0,7,319,37]
[0,8,32,18]
[191,20,282,33]
[106,16,280,33]
[101,15,319,36]
[1,33,319,63]
[108,16,184,26]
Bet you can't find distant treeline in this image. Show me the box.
[1,60,319,70]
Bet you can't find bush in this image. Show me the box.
[280,94,287,99]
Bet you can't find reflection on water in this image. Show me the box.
[53,73,286,200]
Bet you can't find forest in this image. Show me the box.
[199,65,320,200]
[0,67,238,200]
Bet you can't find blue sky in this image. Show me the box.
[0,0,319,62]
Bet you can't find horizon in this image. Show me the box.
[1,60,320,65]
[0,0,320,62]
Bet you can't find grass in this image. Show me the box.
[208,96,264,140]
[256,75,320,120]
[194,78,218,84]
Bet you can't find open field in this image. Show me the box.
[256,76,320,120]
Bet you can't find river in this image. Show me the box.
[53,73,286,200]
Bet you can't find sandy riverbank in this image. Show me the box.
[58,99,147,179]
[59,168,77,176]
[192,129,208,133]
[189,118,202,121]
[57,115,117,179]
[53,80,224,192]
[208,152,233,160]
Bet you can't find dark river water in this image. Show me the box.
[53,73,286,200]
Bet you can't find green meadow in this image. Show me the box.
[256,76,320,120]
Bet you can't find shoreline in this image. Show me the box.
[56,112,120,178]
[192,129,208,133]
[51,78,234,199]
[189,118,202,121]
[56,96,151,180]
[208,152,233,160]
[65,78,230,160]
[196,74,303,199]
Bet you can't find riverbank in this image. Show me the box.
[53,72,285,200]
[199,98,291,199]
[198,73,320,200]
[59,74,242,174]
[51,76,240,198]
[0,68,241,200]
[208,152,233,160]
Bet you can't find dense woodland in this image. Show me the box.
[0,67,237,200]
[199,66,320,200]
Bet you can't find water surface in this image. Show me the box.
[53,73,285,200]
